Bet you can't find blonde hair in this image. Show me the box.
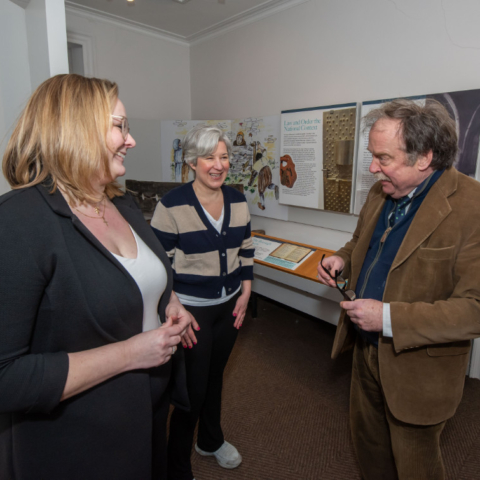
[2,74,124,204]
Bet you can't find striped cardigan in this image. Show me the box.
[151,182,254,299]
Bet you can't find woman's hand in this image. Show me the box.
[180,323,199,349]
[62,307,190,401]
[125,292,194,370]
[124,313,190,370]
[166,292,199,349]
[233,280,252,329]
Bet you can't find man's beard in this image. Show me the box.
[374,172,391,182]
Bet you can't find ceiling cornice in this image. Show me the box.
[65,2,190,47]
[189,0,311,45]
[10,0,30,8]
[65,0,311,47]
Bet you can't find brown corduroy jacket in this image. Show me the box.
[332,166,480,425]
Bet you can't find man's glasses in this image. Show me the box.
[111,115,130,140]
[320,254,356,302]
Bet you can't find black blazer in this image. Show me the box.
[0,184,188,480]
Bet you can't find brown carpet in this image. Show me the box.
[183,296,480,480]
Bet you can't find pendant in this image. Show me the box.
[103,218,109,227]
[94,207,100,215]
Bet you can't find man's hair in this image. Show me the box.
[364,99,458,169]
[2,74,124,204]
[182,125,232,166]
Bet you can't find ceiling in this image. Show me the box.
[65,0,303,43]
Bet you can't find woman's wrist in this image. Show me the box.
[241,280,252,297]
[120,336,141,372]
[165,292,181,316]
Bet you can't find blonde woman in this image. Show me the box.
[0,74,191,480]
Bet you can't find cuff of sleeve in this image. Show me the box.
[28,352,69,414]
[240,266,254,281]
[383,303,393,337]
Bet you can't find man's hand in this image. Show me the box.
[340,299,383,332]
[317,255,345,287]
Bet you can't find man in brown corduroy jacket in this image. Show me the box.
[318,99,480,480]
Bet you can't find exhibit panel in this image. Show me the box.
[279,103,359,213]
[251,233,343,325]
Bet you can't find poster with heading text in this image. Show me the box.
[280,103,357,211]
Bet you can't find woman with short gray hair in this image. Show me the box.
[151,125,254,480]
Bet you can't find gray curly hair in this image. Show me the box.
[364,98,458,169]
[182,125,232,166]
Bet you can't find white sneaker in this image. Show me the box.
[195,441,242,469]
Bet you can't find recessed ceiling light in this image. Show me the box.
[172,0,192,4]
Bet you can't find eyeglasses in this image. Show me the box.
[320,254,356,301]
[111,115,130,140]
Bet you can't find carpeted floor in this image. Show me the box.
[184,296,480,480]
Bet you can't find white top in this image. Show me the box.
[177,205,241,307]
[112,227,168,331]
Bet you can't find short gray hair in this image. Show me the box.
[182,125,232,166]
[364,98,458,169]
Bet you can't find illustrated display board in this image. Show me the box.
[354,89,480,214]
[160,117,288,221]
[252,235,314,271]
[279,103,358,213]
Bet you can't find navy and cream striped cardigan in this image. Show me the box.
[151,182,254,299]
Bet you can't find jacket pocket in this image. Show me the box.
[426,340,471,357]
[418,245,455,261]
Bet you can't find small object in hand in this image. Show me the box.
[320,254,356,302]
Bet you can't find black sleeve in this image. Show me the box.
[0,195,69,414]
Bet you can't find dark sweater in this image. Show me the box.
[151,182,254,299]
[355,170,444,345]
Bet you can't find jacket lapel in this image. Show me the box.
[350,187,386,286]
[37,185,172,298]
[391,168,457,271]
[115,200,173,290]
[36,184,119,263]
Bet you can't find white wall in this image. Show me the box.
[1,0,69,196]
[66,10,191,183]
[190,0,480,247]
[0,0,32,195]
[26,0,69,91]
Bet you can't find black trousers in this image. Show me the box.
[167,293,240,480]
